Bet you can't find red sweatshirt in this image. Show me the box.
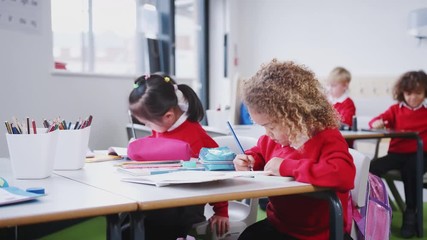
[152,120,218,158]
[246,129,355,240]
[333,97,356,127]
[150,120,228,217]
[369,102,427,153]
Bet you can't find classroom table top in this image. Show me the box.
[0,158,137,227]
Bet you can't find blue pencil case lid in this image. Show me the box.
[199,147,236,161]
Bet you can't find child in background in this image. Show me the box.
[327,66,356,130]
[233,59,355,240]
[129,74,229,239]
[369,70,427,238]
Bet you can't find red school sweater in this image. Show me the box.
[369,103,427,153]
[246,129,355,240]
[150,120,228,217]
[333,97,356,127]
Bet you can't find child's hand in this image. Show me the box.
[209,215,229,237]
[264,157,284,176]
[233,154,254,171]
[371,119,388,129]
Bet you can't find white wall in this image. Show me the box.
[2,1,427,156]
[233,0,427,78]
[209,0,427,119]
[0,2,132,157]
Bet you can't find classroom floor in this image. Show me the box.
[40,183,427,240]
[39,201,427,240]
[255,189,427,240]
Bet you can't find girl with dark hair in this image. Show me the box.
[369,70,427,238]
[129,74,229,239]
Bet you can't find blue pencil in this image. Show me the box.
[226,121,245,154]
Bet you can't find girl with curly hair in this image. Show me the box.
[233,59,355,240]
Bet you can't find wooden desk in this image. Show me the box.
[341,130,424,237]
[0,158,138,240]
[55,161,345,240]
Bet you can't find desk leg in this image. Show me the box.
[130,212,145,240]
[327,191,344,240]
[307,191,343,240]
[106,214,122,240]
[416,137,424,237]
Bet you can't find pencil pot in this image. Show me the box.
[6,130,58,179]
[54,126,91,170]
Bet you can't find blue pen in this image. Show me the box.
[150,169,176,175]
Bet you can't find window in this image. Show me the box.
[51,0,137,75]
[175,0,208,108]
[51,0,208,109]
[175,0,197,79]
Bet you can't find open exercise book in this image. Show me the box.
[121,170,272,187]
[86,147,127,163]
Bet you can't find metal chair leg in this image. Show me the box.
[384,177,406,213]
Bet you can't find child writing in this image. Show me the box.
[368,70,427,238]
[233,59,356,240]
[129,73,229,239]
[327,66,356,130]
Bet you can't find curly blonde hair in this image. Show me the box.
[242,59,340,144]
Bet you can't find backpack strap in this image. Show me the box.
[352,178,370,239]
[346,193,354,234]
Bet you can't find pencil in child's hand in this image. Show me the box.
[226,121,245,154]
[241,156,254,171]
[226,121,253,170]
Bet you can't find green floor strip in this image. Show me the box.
[41,217,106,240]
[41,202,427,240]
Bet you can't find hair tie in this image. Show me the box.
[133,74,151,89]
[174,85,189,112]
[164,76,171,83]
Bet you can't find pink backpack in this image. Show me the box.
[351,173,392,240]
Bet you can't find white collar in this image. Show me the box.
[399,99,427,111]
[329,91,350,104]
[167,112,187,131]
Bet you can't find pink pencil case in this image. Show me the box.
[127,137,192,161]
